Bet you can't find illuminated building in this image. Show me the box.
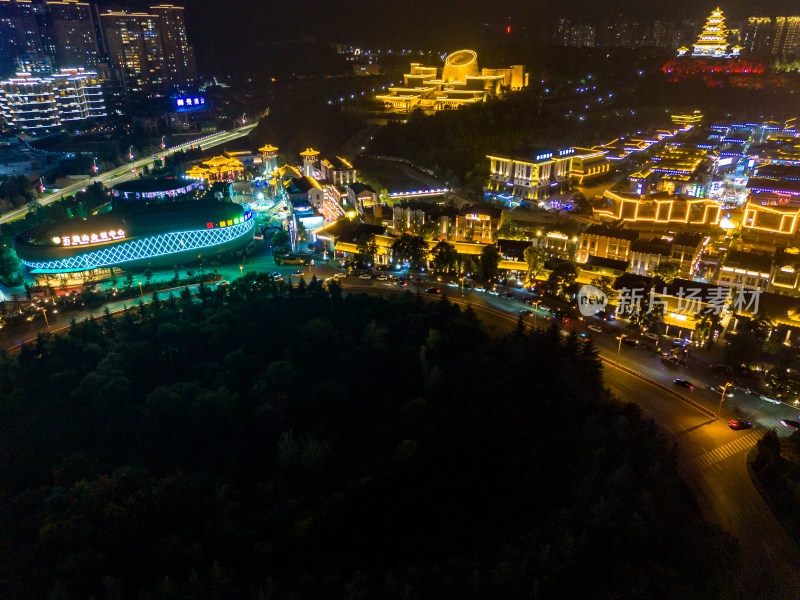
[487,147,574,200]
[715,249,771,291]
[300,147,319,177]
[185,155,243,183]
[14,200,254,278]
[320,155,355,186]
[570,147,610,184]
[0,68,106,134]
[99,4,196,94]
[44,0,101,69]
[111,177,200,202]
[0,0,46,74]
[596,191,723,230]
[771,16,800,56]
[149,4,196,84]
[375,49,527,114]
[741,17,773,54]
[627,145,716,197]
[671,111,703,127]
[691,8,738,58]
[259,144,278,175]
[577,224,637,263]
[348,182,377,213]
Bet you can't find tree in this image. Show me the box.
[144,268,153,286]
[430,240,458,274]
[546,261,579,297]
[0,238,21,281]
[393,233,428,270]
[480,243,501,281]
[654,261,679,284]
[420,219,440,239]
[355,233,378,268]
[590,275,614,297]
[272,229,290,251]
[524,245,546,281]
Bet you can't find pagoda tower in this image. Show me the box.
[692,8,730,58]
[300,147,319,177]
[259,144,279,175]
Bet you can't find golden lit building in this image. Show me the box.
[487,147,574,200]
[375,49,527,114]
[570,147,610,184]
[185,155,243,182]
[577,224,637,263]
[691,8,739,58]
[596,191,723,229]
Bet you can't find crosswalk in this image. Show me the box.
[683,428,765,472]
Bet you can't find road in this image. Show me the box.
[0,123,257,226]
[4,271,800,598]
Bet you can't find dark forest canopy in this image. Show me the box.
[0,277,737,599]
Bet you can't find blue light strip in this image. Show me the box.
[21,217,254,272]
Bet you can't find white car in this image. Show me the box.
[359,273,372,280]
[643,332,660,341]
[376,274,388,281]
[588,323,603,333]
[760,395,781,405]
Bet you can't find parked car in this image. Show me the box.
[643,332,659,341]
[588,323,603,333]
[673,378,695,389]
[359,273,372,280]
[728,418,752,430]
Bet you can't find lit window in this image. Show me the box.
[207,222,213,228]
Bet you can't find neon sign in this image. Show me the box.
[176,97,205,108]
[57,229,125,247]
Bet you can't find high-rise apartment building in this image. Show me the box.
[741,17,772,54]
[0,0,46,74]
[99,5,196,94]
[44,0,101,69]
[772,16,800,55]
[150,4,195,84]
[0,67,106,133]
[99,10,164,94]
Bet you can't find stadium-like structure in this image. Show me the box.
[14,200,254,277]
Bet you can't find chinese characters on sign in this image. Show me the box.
[614,286,760,317]
[60,229,125,247]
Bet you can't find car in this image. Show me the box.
[334,272,346,279]
[673,378,695,389]
[780,419,800,430]
[292,270,305,276]
[271,273,283,281]
[215,280,230,287]
[425,287,441,294]
[710,385,735,397]
[728,418,752,430]
[359,273,372,279]
[377,274,388,281]
[643,332,659,341]
[760,395,781,405]
[520,309,532,316]
[552,311,568,322]
[394,279,408,286]
[588,323,603,333]
[621,338,639,348]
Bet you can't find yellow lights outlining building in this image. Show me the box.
[596,191,723,228]
[570,148,611,184]
[185,155,244,182]
[487,147,574,200]
[691,8,740,58]
[375,49,527,114]
[743,202,800,236]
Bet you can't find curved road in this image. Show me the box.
[0,123,257,226]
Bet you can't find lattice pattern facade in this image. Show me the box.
[21,218,254,272]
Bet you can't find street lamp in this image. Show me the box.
[41,306,49,327]
[533,299,542,324]
[239,265,244,277]
[138,280,143,298]
[616,334,627,369]
[717,382,733,418]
